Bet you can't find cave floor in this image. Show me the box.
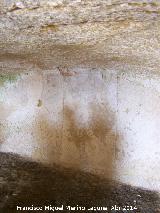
[0,152,159,213]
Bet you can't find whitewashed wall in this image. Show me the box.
[0,67,159,191]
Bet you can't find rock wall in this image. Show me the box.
[0,0,160,192]
[0,67,160,191]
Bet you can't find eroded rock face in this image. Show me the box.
[0,0,160,192]
[0,0,160,69]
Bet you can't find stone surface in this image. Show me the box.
[0,0,160,70]
[0,0,160,193]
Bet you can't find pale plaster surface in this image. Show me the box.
[0,68,160,192]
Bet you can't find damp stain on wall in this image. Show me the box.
[37,99,43,107]
[0,73,20,86]
[34,114,62,164]
[34,103,119,179]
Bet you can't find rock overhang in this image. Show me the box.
[0,0,160,73]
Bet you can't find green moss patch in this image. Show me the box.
[0,73,20,86]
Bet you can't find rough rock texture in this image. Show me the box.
[0,0,160,70]
[0,152,159,213]
[0,0,160,195]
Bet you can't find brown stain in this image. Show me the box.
[40,24,59,32]
[63,104,117,178]
[114,19,134,28]
[0,120,7,146]
[34,104,120,179]
[63,106,91,150]
[52,4,65,10]
[88,104,118,177]
[90,104,114,144]
[37,99,42,107]
[59,71,76,77]
[34,115,62,164]
[58,67,77,77]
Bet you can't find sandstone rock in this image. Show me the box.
[0,0,160,71]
